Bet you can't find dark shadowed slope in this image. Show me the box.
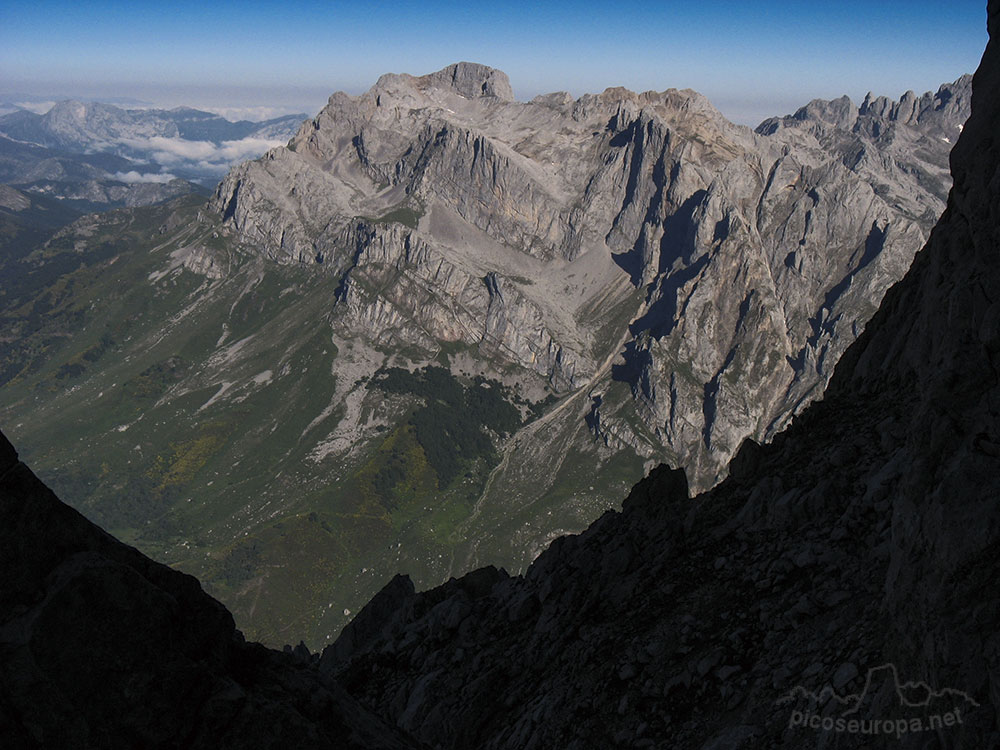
[0,430,421,748]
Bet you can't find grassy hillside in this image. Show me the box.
[0,196,653,647]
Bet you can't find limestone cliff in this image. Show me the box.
[213,62,969,490]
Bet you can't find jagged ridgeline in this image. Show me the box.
[0,62,970,648]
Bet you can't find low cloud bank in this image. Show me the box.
[199,105,309,122]
[113,170,178,184]
[122,135,286,169]
[12,100,57,114]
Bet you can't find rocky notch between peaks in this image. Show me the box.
[212,60,970,491]
[1,17,997,750]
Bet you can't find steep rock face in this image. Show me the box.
[213,63,968,489]
[332,220,588,387]
[759,75,972,220]
[320,10,999,749]
[0,431,422,749]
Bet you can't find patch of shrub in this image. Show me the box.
[369,366,523,488]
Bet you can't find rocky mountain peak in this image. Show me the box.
[422,61,516,101]
[858,75,972,135]
[40,99,178,141]
[370,61,515,103]
[5,99,179,155]
[212,58,970,496]
[760,75,971,146]
[44,99,87,121]
[793,94,858,130]
[318,9,1000,744]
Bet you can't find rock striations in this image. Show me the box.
[213,61,970,489]
[2,9,998,749]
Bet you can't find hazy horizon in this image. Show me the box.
[2,1,988,126]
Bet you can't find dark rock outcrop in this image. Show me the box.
[0,432,421,749]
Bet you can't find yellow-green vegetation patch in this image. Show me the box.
[355,423,438,513]
[363,202,425,230]
[209,510,389,645]
[149,420,231,489]
[122,356,189,399]
[368,365,523,487]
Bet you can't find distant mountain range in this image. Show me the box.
[0,92,154,111]
[0,101,306,161]
[0,99,305,211]
[0,100,308,250]
[0,63,971,649]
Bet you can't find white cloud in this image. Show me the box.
[113,170,178,184]
[121,136,217,163]
[121,135,286,167]
[216,137,287,161]
[85,139,118,154]
[198,105,305,122]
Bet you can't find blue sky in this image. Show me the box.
[1,0,988,124]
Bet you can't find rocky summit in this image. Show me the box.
[1,2,998,746]
[215,60,968,492]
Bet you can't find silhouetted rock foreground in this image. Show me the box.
[3,5,1000,749]
[0,430,420,748]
